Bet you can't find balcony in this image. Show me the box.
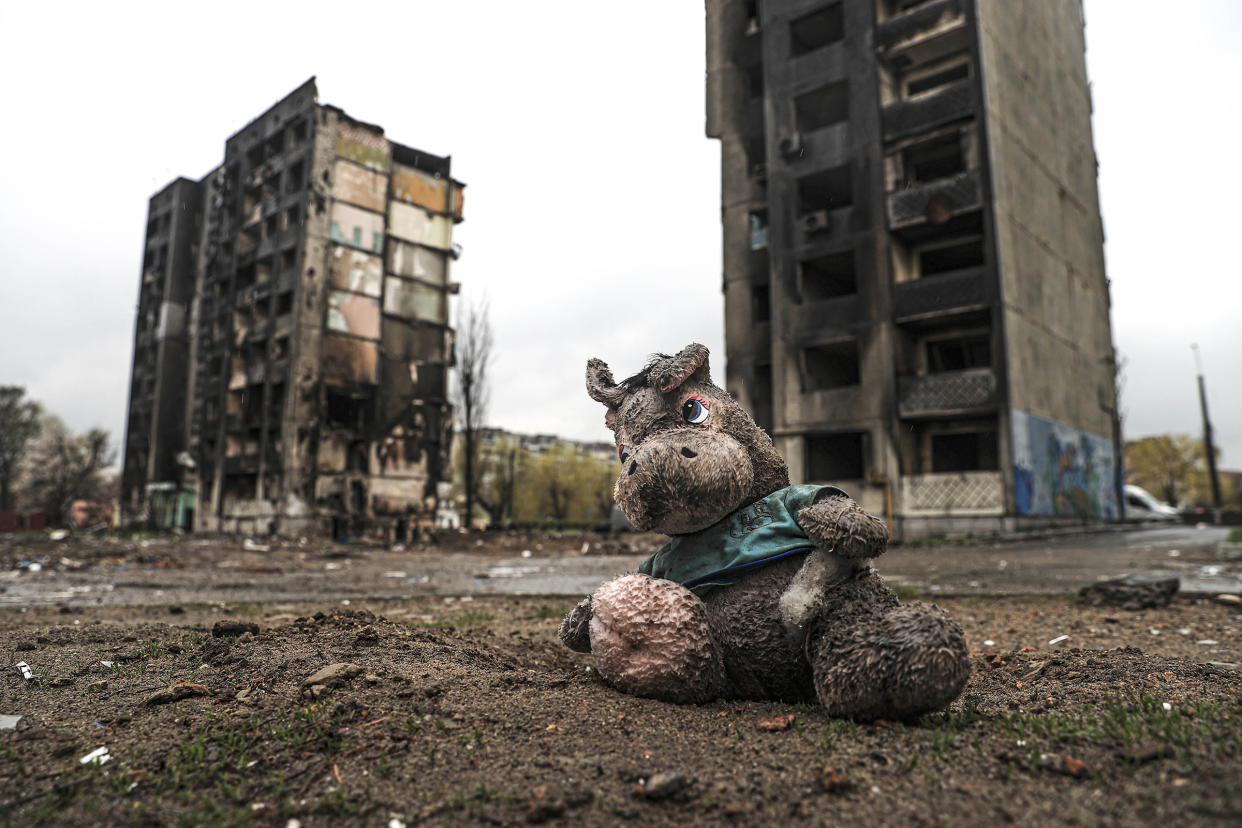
[901,470,1003,516]
[882,80,974,142]
[897,367,997,417]
[876,0,968,64]
[887,168,981,232]
[793,295,862,342]
[893,266,989,323]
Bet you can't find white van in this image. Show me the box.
[1123,484,1180,521]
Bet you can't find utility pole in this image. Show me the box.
[1191,344,1223,522]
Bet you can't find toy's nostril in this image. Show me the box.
[628,461,638,476]
[680,447,697,458]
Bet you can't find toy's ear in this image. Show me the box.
[649,343,711,394]
[586,358,625,410]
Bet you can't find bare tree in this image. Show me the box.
[0,387,42,511]
[452,297,493,529]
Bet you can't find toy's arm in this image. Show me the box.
[558,596,594,653]
[796,491,888,560]
[780,491,887,639]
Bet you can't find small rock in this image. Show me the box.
[301,662,363,690]
[1214,593,1241,606]
[636,771,689,801]
[819,765,854,793]
[213,620,259,638]
[168,605,185,614]
[144,680,210,706]
[16,641,36,651]
[235,688,259,705]
[354,625,380,646]
[49,677,73,687]
[237,631,254,644]
[756,714,795,731]
[526,785,566,823]
[365,673,382,685]
[1079,575,1178,610]
[88,680,108,692]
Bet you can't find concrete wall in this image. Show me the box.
[976,0,1118,513]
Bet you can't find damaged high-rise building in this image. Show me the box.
[122,78,464,537]
[707,0,1120,536]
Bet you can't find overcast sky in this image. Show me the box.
[0,1,1238,469]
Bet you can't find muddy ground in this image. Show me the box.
[2,578,1240,826]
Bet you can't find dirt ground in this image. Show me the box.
[2,576,1240,826]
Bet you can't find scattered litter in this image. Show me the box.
[1149,628,1161,636]
[383,571,407,579]
[1048,635,1070,646]
[405,575,429,585]
[80,746,111,765]
[1167,549,1181,558]
[983,639,996,646]
[242,538,270,552]
[49,530,69,541]
[26,562,42,572]
[286,820,303,828]
[1162,702,1173,712]
[521,549,533,558]
[1197,640,1220,646]
[459,595,474,603]
[1199,565,1222,577]
[580,542,590,555]
[246,760,259,768]
[1215,594,1241,606]
[997,559,1009,571]
[15,662,36,681]
[0,714,21,730]
[94,721,106,729]
[341,599,351,606]
[1178,628,1191,636]
[391,544,406,553]
[757,714,796,731]
[100,661,115,668]
[324,562,342,571]
[388,820,407,828]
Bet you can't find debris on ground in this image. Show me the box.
[1079,574,1179,610]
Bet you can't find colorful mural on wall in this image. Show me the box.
[1011,410,1117,518]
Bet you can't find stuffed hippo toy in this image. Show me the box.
[559,343,970,720]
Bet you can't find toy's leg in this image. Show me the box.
[810,603,970,721]
[589,574,726,704]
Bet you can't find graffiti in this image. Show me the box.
[1011,410,1116,518]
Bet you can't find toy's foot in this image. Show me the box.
[811,603,970,721]
[589,574,725,704]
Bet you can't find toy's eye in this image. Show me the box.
[681,396,710,424]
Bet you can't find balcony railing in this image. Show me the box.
[897,367,997,417]
[887,168,982,231]
[893,267,989,323]
[882,80,974,141]
[902,470,1003,515]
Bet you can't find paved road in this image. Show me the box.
[1,525,1237,608]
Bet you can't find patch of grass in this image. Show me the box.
[529,605,567,621]
[1226,528,1242,544]
[452,610,495,627]
[891,584,921,602]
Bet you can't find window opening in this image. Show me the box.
[801,340,860,390]
[794,81,849,133]
[800,249,857,301]
[752,284,770,322]
[906,62,969,97]
[807,432,865,480]
[918,236,983,277]
[798,165,853,214]
[902,133,965,184]
[790,4,844,56]
[931,431,997,472]
[927,333,990,372]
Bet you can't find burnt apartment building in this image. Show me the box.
[122,79,464,537]
[707,0,1120,536]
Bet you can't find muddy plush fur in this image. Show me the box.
[563,344,970,720]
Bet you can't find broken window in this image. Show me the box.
[799,249,857,301]
[931,431,997,472]
[744,0,760,35]
[901,133,965,184]
[798,165,853,214]
[745,134,767,178]
[794,80,849,133]
[917,236,984,277]
[790,3,844,56]
[290,119,308,146]
[927,332,991,373]
[749,210,769,250]
[264,214,279,240]
[801,340,860,391]
[280,247,297,273]
[325,391,371,430]
[905,59,970,98]
[744,62,764,100]
[276,292,293,316]
[806,432,865,480]
[286,160,305,194]
[752,284,770,322]
[283,205,300,231]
